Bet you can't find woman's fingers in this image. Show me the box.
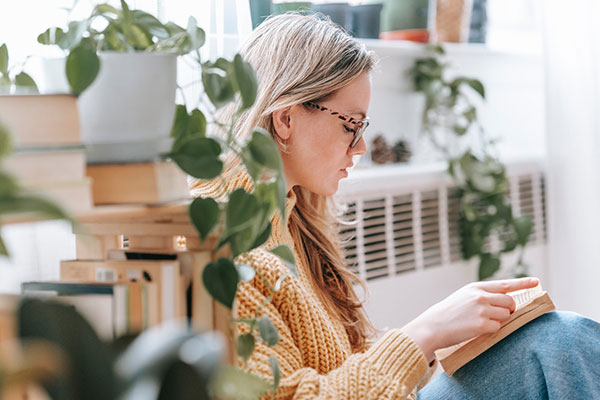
[485,305,512,323]
[475,277,539,294]
[486,293,516,313]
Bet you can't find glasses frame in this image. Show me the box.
[304,101,370,148]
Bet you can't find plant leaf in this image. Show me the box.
[189,197,219,241]
[258,316,279,346]
[237,333,255,362]
[269,245,297,276]
[0,43,8,75]
[167,137,222,179]
[170,104,189,140]
[201,69,234,109]
[467,79,485,99]
[14,72,38,93]
[66,45,100,95]
[247,128,282,171]
[513,215,532,246]
[269,356,281,391]
[186,108,206,137]
[131,10,169,39]
[232,53,257,110]
[479,253,500,280]
[202,258,239,309]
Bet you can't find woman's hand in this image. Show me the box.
[402,277,540,363]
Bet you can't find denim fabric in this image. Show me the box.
[418,311,600,399]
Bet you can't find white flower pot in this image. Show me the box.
[78,52,177,163]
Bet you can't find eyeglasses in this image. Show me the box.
[304,101,370,148]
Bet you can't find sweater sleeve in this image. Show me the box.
[234,259,430,399]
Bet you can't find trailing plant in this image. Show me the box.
[37,0,205,94]
[409,44,532,280]
[168,50,294,400]
[0,43,38,94]
[34,2,293,397]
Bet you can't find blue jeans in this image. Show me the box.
[418,311,600,399]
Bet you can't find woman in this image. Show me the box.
[191,13,600,399]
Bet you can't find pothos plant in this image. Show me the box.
[36,2,293,396]
[167,51,294,400]
[37,0,206,95]
[0,43,39,94]
[409,44,533,280]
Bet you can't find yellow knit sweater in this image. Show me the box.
[190,171,435,399]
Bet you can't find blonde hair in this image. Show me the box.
[195,13,377,351]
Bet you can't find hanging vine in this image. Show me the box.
[409,44,532,280]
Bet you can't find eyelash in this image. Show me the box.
[343,125,356,134]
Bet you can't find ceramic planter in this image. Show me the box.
[78,52,177,163]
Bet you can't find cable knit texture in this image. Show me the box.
[191,169,435,399]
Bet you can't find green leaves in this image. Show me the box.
[202,68,235,109]
[479,253,500,280]
[237,333,255,363]
[269,245,297,276]
[170,105,207,151]
[202,258,239,309]
[451,77,486,100]
[232,54,257,110]
[202,53,258,111]
[189,197,219,241]
[0,44,8,75]
[247,128,282,171]
[66,45,100,95]
[270,356,281,392]
[258,316,279,346]
[14,72,38,93]
[167,137,222,180]
[0,44,39,94]
[414,44,531,280]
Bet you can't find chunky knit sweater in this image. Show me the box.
[190,170,435,399]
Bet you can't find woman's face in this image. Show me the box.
[275,72,371,196]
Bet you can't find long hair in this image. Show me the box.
[193,13,376,351]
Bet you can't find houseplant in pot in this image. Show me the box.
[37,0,206,163]
[33,2,296,398]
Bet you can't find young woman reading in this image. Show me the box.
[191,13,600,399]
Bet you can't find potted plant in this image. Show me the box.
[37,0,205,163]
[12,2,297,398]
[409,44,533,279]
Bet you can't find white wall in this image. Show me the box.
[362,40,546,162]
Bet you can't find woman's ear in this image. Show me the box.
[272,107,292,141]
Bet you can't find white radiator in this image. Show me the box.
[335,159,548,329]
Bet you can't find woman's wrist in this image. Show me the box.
[402,319,437,364]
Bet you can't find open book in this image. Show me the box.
[434,284,556,376]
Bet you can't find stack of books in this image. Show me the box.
[21,258,187,340]
[0,94,92,213]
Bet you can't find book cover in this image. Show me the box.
[5,145,86,185]
[85,161,191,205]
[0,94,80,147]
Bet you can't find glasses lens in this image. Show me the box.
[350,121,369,148]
